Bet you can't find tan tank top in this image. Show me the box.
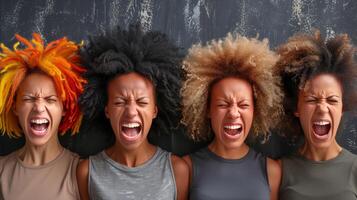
[0,148,80,200]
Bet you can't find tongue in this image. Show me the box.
[224,128,240,136]
[313,125,330,135]
[122,127,140,137]
[31,123,47,131]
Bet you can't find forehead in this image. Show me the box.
[211,77,253,99]
[107,72,155,95]
[303,73,342,95]
[17,72,57,95]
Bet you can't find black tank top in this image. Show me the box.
[189,147,270,200]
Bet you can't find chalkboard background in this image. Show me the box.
[1,0,357,158]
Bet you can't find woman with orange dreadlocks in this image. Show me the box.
[0,34,86,200]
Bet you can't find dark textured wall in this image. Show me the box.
[1,0,357,157]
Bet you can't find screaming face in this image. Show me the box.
[296,73,343,150]
[13,72,64,147]
[208,77,254,150]
[105,72,157,151]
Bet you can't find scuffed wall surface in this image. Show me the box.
[1,0,356,157]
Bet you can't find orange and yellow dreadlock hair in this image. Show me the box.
[0,33,86,137]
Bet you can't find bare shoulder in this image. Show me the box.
[267,158,282,182]
[267,158,282,173]
[182,155,192,181]
[77,159,89,178]
[170,155,189,200]
[76,159,90,200]
[171,154,189,174]
[182,155,192,169]
[267,158,282,200]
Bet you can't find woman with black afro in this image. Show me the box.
[76,24,189,200]
[276,31,357,199]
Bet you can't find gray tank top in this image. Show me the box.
[189,147,270,200]
[89,147,176,200]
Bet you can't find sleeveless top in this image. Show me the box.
[0,149,80,200]
[89,147,176,200]
[189,147,270,200]
[280,148,357,200]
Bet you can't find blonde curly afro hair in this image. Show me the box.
[181,34,283,141]
[275,30,357,137]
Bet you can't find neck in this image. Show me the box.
[208,140,249,159]
[19,138,63,166]
[300,140,342,161]
[106,140,157,168]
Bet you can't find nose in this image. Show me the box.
[316,102,329,114]
[33,100,46,113]
[125,102,138,118]
[228,105,241,119]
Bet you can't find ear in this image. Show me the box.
[153,106,158,119]
[12,104,18,116]
[294,111,300,117]
[105,106,109,118]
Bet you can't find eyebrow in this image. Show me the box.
[22,94,58,98]
[304,95,340,99]
[45,95,59,99]
[137,97,150,101]
[114,96,150,100]
[215,98,250,103]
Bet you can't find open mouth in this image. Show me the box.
[223,124,243,136]
[30,118,49,136]
[121,122,142,141]
[312,121,331,136]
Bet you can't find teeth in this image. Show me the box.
[30,119,49,124]
[224,125,242,130]
[122,123,140,128]
[313,121,330,126]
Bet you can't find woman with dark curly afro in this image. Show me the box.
[0,33,86,199]
[76,24,189,200]
[276,31,357,199]
[181,34,283,200]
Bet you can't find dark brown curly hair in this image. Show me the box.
[275,30,357,137]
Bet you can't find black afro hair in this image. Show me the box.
[79,24,183,136]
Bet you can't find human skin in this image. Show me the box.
[13,72,64,166]
[295,73,343,161]
[183,77,281,200]
[77,72,189,200]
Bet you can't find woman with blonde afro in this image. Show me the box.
[181,34,283,200]
[0,33,86,200]
[276,31,357,199]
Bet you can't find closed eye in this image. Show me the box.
[114,101,125,106]
[305,98,317,103]
[137,97,150,106]
[138,101,149,106]
[327,98,339,104]
[22,96,35,102]
[240,104,250,108]
[45,96,58,103]
[46,98,57,103]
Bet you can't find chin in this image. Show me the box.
[27,138,51,147]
